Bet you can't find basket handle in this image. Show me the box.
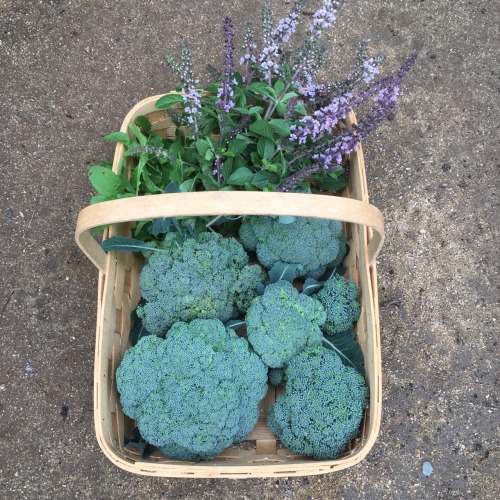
[75,191,384,274]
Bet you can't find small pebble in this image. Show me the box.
[60,405,69,420]
[423,461,433,476]
[5,209,13,219]
[25,363,36,374]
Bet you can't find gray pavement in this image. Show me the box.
[1,0,498,498]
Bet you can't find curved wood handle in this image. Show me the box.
[75,192,384,273]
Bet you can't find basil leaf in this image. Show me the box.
[227,138,248,156]
[249,120,274,140]
[155,93,184,109]
[269,119,291,137]
[257,136,275,160]
[227,167,254,185]
[89,166,123,196]
[103,132,130,145]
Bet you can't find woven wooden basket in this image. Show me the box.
[75,95,384,478]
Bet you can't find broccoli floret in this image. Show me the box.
[315,274,361,334]
[116,319,268,461]
[246,281,326,368]
[268,346,368,460]
[269,368,287,387]
[330,232,348,268]
[239,216,346,279]
[137,232,266,335]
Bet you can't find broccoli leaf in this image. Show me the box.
[322,329,365,375]
[268,262,303,284]
[165,182,181,193]
[130,309,153,346]
[206,215,242,228]
[101,237,169,254]
[124,427,154,459]
[302,277,323,296]
[150,218,174,236]
[318,264,347,282]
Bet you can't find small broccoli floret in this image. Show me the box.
[239,216,345,279]
[268,346,368,460]
[246,281,326,368]
[269,368,287,387]
[330,232,348,268]
[137,232,266,335]
[315,274,361,334]
[116,319,268,461]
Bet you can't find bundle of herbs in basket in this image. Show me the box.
[89,0,416,242]
[79,0,416,473]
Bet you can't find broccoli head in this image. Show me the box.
[315,274,361,334]
[116,319,268,461]
[268,367,287,387]
[246,281,326,368]
[137,232,266,335]
[239,216,346,279]
[268,346,368,460]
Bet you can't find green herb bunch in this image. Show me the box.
[89,1,416,221]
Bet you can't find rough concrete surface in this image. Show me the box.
[0,0,498,498]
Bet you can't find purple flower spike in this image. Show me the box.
[216,16,236,113]
[258,1,305,82]
[362,58,380,84]
[165,42,202,134]
[307,0,339,38]
[240,22,257,82]
[279,53,418,192]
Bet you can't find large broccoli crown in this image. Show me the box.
[315,274,361,334]
[137,232,265,335]
[246,281,326,368]
[116,319,268,461]
[239,216,346,279]
[268,346,368,460]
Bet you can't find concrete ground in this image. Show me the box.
[1,0,498,498]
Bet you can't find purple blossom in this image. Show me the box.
[258,2,305,81]
[362,57,380,83]
[226,115,252,142]
[290,94,353,144]
[240,21,257,81]
[278,53,418,192]
[288,0,338,86]
[217,17,236,113]
[285,97,299,119]
[272,11,299,44]
[292,38,328,87]
[307,0,339,38]
[300,82,325,101]
[165,42,202,134]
